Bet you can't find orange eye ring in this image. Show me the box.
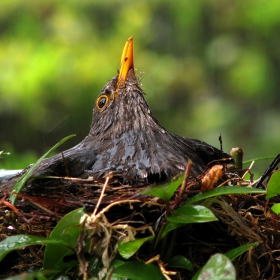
[96,95,109,111]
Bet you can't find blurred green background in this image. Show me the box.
[0,0,279,175]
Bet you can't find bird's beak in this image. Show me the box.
[116,37,135,90]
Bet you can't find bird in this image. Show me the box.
[1,37,232,188]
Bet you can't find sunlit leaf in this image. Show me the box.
[0,235,67,262]
[168,255,194,271]
[141,175,183,202]
[43,208,85,271]
[185,186,266,205]
[271,203,280,214]
[112,261,165,280]
[225,242,260,260]
[194,253,236,280]
[118,236,154,259]
[266,170,280,199]
[10,134,76,205]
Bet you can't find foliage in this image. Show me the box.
[1,1,280,278]
[0,181,262,279]
[266,170,280,199]
[0,139,267,278]
[194,253,236,280]
[266,170,280,214]
[0,1,280,174]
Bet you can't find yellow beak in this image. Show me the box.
[116,37,135,90]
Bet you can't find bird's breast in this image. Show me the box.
[87,130,189,182]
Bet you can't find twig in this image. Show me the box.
[242,161,255,179]
[92,173,112,217]
[61,152,70,177]
[172,160,192,210]
[255,154,280,188]
[1,196,21,216]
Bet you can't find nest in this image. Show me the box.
[0,164,280,280]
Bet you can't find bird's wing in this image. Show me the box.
[0,145,97,190]
[184,137,233,166]
[32,145,96,178]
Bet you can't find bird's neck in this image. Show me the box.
[90,91,165,140]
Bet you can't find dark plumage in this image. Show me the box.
[2,37,232,188]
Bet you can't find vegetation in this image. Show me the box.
[1,0,280,174]
[0,137,279,279]
[1,1,280,279]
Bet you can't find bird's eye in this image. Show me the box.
[96,95,109,111]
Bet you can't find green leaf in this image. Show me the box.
[112,261,166,280]
[141,175,183,202]
[185,186,266,205]
[167,205,217,223]
[194,253,236,280]
[266,170,280,199]
[10,134,76,204]
[161,222,184,238]
[110,259,125,268]
[271,203,280,214]
[192,242,259,280]
[118,236,154,259]
[168,255,194,271]
[0,234,67,262]
[105,259,125,278]
[43,207,86,271]
[162,205,217,238]
[243,156,276,165]
[225,242,260,260]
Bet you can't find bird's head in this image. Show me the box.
[90,37,159,138]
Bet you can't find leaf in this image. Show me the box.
[167,205,217,223]
[141,175,183,202]
[10,134,76,205]
[43,208,86,271]
[225,242,260,260]
[161,222,184,238]
[105,259,125,278]
[271,203,280,214]
[266,170,280,199]
[185,186,266,205]
[0,235,67,262]
[112,261,166,280]
[162,205,217,238]
[110,259,125,268]
[194,254,236,280]
[118,236,154,259]
[243,156,276,165]
[168,255,194,271]
[192,242,259,280]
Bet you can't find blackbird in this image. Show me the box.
[2,37,232,187]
